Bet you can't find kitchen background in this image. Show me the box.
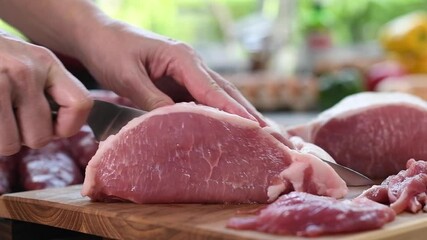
[2,0,427,113]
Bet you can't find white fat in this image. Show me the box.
[267,182,287,202]
[286,92,427,142]
[280,150,348,199]
[290,136,336,163]
[317,92,427,122]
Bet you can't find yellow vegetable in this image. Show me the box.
[380,11,427,73]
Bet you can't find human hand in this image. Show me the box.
[76,22,266,126]
[0,32,93,156]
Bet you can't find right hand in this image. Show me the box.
[0,31,93,156]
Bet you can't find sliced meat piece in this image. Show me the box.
[82,103,347,203]
[0,155,19,194]
[357,185,389,205]
[19,141,83,190]
[287,92,427,179]
[67,125,98,171]
[227,192,395,237]
[357,159,427,213]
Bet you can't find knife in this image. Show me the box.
[84,101,374,186]
[291,138,374,187]
[49,99,146,141]
[50,98,375,186]
[322,160,374,187]
[86,100,146,141]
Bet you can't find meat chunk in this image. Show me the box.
[287,92,427,179]
[357,159,427,213]
[67,125,98,171]
[0,155,18,194]
[227,192,395,237]
[19,142,83,190]
[82,103,347,203]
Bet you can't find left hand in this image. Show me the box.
[75,21,267,126]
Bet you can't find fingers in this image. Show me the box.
[14,91,53,149]
[206,68,268,127]
[121,68,174,110]
[45,62,93,138]
[6,56,54,149]
[0,36,91,154]
[0,74,20,155]
[153,77,195,103]
[173,60,256,122]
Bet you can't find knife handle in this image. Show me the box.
[46,94,60,121]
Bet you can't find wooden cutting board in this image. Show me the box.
[0,185,426,240]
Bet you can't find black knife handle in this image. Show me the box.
[46,94,60,121]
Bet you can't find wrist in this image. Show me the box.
[69,11,113,60]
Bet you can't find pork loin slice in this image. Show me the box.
[357,159,427,214]
[287,92,427,179]
[82,103,347,203]
[227,192,395,237]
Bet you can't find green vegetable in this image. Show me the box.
[318,68,364,110]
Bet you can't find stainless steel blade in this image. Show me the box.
[87,100,146,141]
[322,160,374,186]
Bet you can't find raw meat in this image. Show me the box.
[82,103,347,203]
[8,125,98,192]
[19,142,83,190]
[0,155,18,194]
[1,90,128,194]
[357,159,427,213]
[67,125,98,171]
[287,92,427,179]
[227,191,396,237]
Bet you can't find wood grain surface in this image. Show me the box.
[0,185,426,240]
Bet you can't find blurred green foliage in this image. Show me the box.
[0,19,24,38]
[299,0,427,44]
[1,0,427,44]
[97,0,259,43]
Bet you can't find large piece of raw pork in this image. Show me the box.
[82,103,347,203]
[287,92,427,179]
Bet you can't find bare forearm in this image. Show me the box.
[0,0,111,58]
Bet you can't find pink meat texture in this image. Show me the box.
[82,103,347,203]
[227,191,395,237]
[287,92,427,179]
[0,132,95,194]
[19,142,83,190]
[0,156,18,194]
[357,159,427,214]
[67,125,98,171]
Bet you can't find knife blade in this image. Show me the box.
[87,100,146,141]
[49,98,145,141]
[49,98,374,186]
[322,160,374,187]
[290,138,374,186]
